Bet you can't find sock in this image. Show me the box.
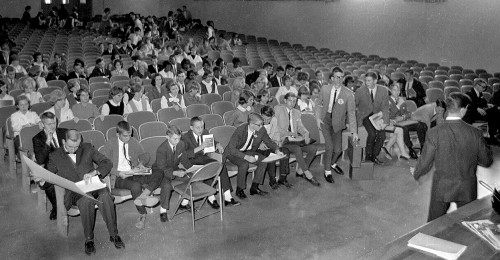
[325,170,332,176]
[224,190,232,201]
[296,168,303,175]
[304,170,313,179]
[160,207,167,213]
[181,199,189,206]
[208,195,215,203]
[331,164,337,169]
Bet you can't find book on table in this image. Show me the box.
[462,219,500,250]
[407,232,467,260]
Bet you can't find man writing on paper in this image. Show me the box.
[47,130,124,255]
[101,121,160,229]
[412,93,493,221]
[181,117,240,207]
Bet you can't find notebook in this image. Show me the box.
[407,233,467,260]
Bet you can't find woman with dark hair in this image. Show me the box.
[101,86,125,116]
[147,73,168,101]
[0,80,14,101]
[111,59,129,77]
[254,89,270,114]
[215,58,228,77]
[32,52,48,74]
[183,80,202,106]
[72,88,100,121]
[343,75,357,92]
[227,90,254,126]
[200,70,218,94]
[228,57,245,78]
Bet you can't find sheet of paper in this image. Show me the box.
[288,136,304,142]
[262,153,286,163]
[185,165,203,173]
[75,176,107,194]
[203,134,215,153]
[407,232,467,260]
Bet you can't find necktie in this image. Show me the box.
[370,89,374,103]
[172,145,176,155]
[123,143,131,166]
[197,135,201,146]
[288,110,292,132]
[243,134,254,151]
[52,137,58,148]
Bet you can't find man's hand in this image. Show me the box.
[275,150,284,157]
[216,143,224,153]
[244,155,257,163]
[478,108,487,116]
[305,135,311,144]
[173,170,186,177]
[352,133,359,143]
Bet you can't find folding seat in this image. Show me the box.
[126,111,157,130]
[200,114,224,131]
[459,79,473,87]
[157,107,186,125]
[186,104,211,118]
[89,82,111,94]
[434,75,449,83]
[31,102,52,115]
[58,119,93,132]
[138,121,168,139]
[449,74,464,82]
[443,80,459,88]
[444,87,460,97]
[211,101,235,117]
[80,130,106,148]
[140,136,167,164]
[426,88,445,103]
[418,76,434,85]
[169,118,191,133]
[428,81,444,90]
[461,85,473,94]
[434,70,448,76]
[93,115,124,135]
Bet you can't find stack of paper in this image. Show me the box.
[75,176,107,194]
[407,232,467,260]
[462,219,500,250]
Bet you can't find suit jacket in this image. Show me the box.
[152,139,193,180]
[46,72,68,82]
[4,77,21,92]
[269,75,282,88]
[466,89,488,112]
[67,71,87,80]
[148,64,162,75]
[33,128,68,166]
[320,85,357,133]
[181,129,218,159]
[89,67,111,78]
[401,79,426,107]
[355,85,390,125]
[147,85,169,101]
[223,123,278,159]
[414,120,492,203]
[128,66,138,77]
[274,105,309,142]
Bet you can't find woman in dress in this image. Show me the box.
[45,89,77,123]
[72,88,100,121]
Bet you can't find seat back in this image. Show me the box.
[91,95,109,109]
[58,119,93,131]
[200,114,224,130]
[138,121,168,139]
[301,113,321,142]
[400,100,417,115]
[140,136,167,165]
[157,107,185,124]
[186,104,211,118]
[110,75,129,83]
[39,87,60,97]
[0,100,14,108]
[211,101,234,117]
[80,130,106,148]
[31,102,52,115]
[428,81,444,90]
[461,85,473,94]
[190,161,222,183]
[126,111,157,130]
[150,98,162,113]
[89,82,111,94]
[200,93,222,106]
[19,125,41,155]
[169,117,191,133]
[9,89,24,100]
[426,88,445,103]
[444,87,460,97]
[222,91,232,101]
[0,106,16,129]
[113,80,129,89]
[93,115,124,134]
[47,80,67,89]
[217,85,231,95]
[222,110,234,125]
[209,125,236,148]
[89,77,110,84]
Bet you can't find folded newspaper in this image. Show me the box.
[462,219,500,250]
[369,112,394,131]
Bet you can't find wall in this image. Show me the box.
[92,0,161,17]
[0,0,40,19]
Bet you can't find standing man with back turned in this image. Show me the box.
[412,93,493,222]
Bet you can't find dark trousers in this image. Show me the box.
[257,147,290,184]
[400,122,428,151]
[190,155,233,192]
[362,116,386,160]
[463,107,500,137]
[428,199,469,222]
[283,143,317,172]
[40,182,57,210]
[114,172,163,215]
[322,114,343,170]
[68,188,118,240]
[226,151,268,190]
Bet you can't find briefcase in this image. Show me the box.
[347,136,362,167]
[349,162,374,180]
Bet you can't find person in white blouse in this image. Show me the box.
[296,86,315,113]
[9,54,28,76]
[11,95,41,138]
[19,77,43,105]
[161,82,185,110]
[32,52,49,74]
[111,59,129,77]
[45,89,78,123]
[159,61,175,80]
[275,75,298,103]
[184,46,202,67]
[0,80,14,101]
[124,84,152,115]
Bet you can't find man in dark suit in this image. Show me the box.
[148,55,162,74]
[462,79,500,144]
[151,125,194,222]
[269,66,285,88]
[401,70,426,107]
[46,65,68,82]
[67,61,87,80]
[355,71,390,164]
[320,67,358,182]
[89,58,111,79]
[181,117,240,207]
[102,43,116,56]
[128,55,141,77]
[413,93,493,221]
[32,112,67,220]
[224,113,285,199]
[47,130,124,255]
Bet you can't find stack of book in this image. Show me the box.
[462,219,500,250]
[407,232,467,260]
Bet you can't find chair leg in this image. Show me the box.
[190,188,195,232]
[218,178,223,223]
[20,153,30,193]
[0,129,5,166]
[7,139,16,178]
[55,186,69,237]
[169,194,183,221]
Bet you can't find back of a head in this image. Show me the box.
[445,93,470,114]
[65,129,81,142]
[248,112,263,124]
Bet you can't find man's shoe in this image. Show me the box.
[324,174,334,183]
[269,181,280,190]
[134,196,159,207]
[224,198,241,207]
[84,240,96,255]
[278,179,293,188]
[236,189,247,199]
[409,149,418,159]
[160,213,169,222]
[110,235,125,249]
[136,214,146,229]
[49,209,57,220]
[331,165,344,175]
[207,199,220,209]
[250,187,269,196]
[306,176,321,186]
[372,157,384,165]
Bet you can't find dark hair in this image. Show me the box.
[310,83,321,95]
[166,124,182,136]
[284,92,297,101]
[232,57,240,64]
[298,86,310,97]
[331,66,343,74]
[113,59,123,68]
[247,112,263,124]
[32,52,42,62]
[297,72,309,82]
[239,90,255,105]
[104,8,110,13]
[255,89,269,103]
[276,66,284,72]
[446,93,470,113]
[108,86,124,99]
[285,64,294,70]
[15,95,30,107]
[343,75,355,86]
[131,83,143,93]
[261,106,274,117]
[76,88,90,101]
[131,55,141,61]
[116,121,131,135]
[365,71,378,80]
[263,62,273,69]
[151,73,163,87]
[190,116,203,126]
[40,111,56,121]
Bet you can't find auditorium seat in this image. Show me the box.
[200,114,224,130]
[58,119,93,132]
[186,104,211,118]
[157,107,185,124]
[444,87,460,97]
[93,115,124,135]
[91,96,109,109]
[201,93,222,106]
[170,118,191,133]
[426,88,445,103]
[138,121,168,139]
[80,130,106,149]
[126,111,157,130]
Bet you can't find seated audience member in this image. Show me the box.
[250,75,267,96]
[47,130,124,255]
[72,89,100,121]
[0,80,14,101]
[46,65,68,82]
[185,46,202,67]
[147,73,168,101]
[295,71,309,90]
[315,70,326,86]
[20,77,43,105]
[32,52,48,74]
[260,106,292,188]
[408,99,446,149]
[102,86,125,116]
[151,125,194,222]
[208,37,219,51]
[218,34,232,52]
[215,58,228,77]
[49,53,67,74]
[11,95,41,154]
[224,113,284,199]
[66,79,80,108]
[161,82,186,110]
[276,93,320,186]
[32,112,67,221]
[124,84,152,115]
[229,77,247,104]
[111,59,129,77]
[343,75,357,92]
[132,62,150,79]
[212,66,227,86]
[285,64,295,78]
[270,66,285,88]
[159,61,175,79]
[381,83,412,160]
[462,79,500,145]
[5,66,21,91]
[90,58,111,78]
[45,89,76,123]
[101,121,159,229]
[200,70,218,94]
[355,71,389,164]
[68,60,88,80]
[102,42,115,56]
[9,54,28,76]
[227,90,255,126]
[254,89,271,115]
[228,57,245,78]
[183,81,202,106]
[297,86,314,113]
[181,117,240,207]
[148,55,161,74]
[127,55,141,76]
[29,65,48,89]
[275,75,297,102]
[176,70,187,94]
[401,69,426,107]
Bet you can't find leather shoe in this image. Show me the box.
[278,179,293,188]
[110,235,125,249]
[372,157,384,165]
[49,209,57,220]
[84,240,95,255]
[207,199,220,209]
[409,149,418,159]
[160,213,169,222]
[224,198,241,207]
[269,181,280,190]
[331,165,344,175]
[236,189,247,199]
[250,187,269,196]
[306,176,321,186]
[324,174,335,183]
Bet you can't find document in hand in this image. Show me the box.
[75,176,107,194]
[203,134,215,153]
[369,112,394,132]
[22,155,101,203]
[407,232,467,260]
[262,153,286,163]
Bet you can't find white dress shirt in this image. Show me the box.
[117,139,132,171]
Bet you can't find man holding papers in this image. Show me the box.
[181,117,240,207]
[46,130,124,255]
